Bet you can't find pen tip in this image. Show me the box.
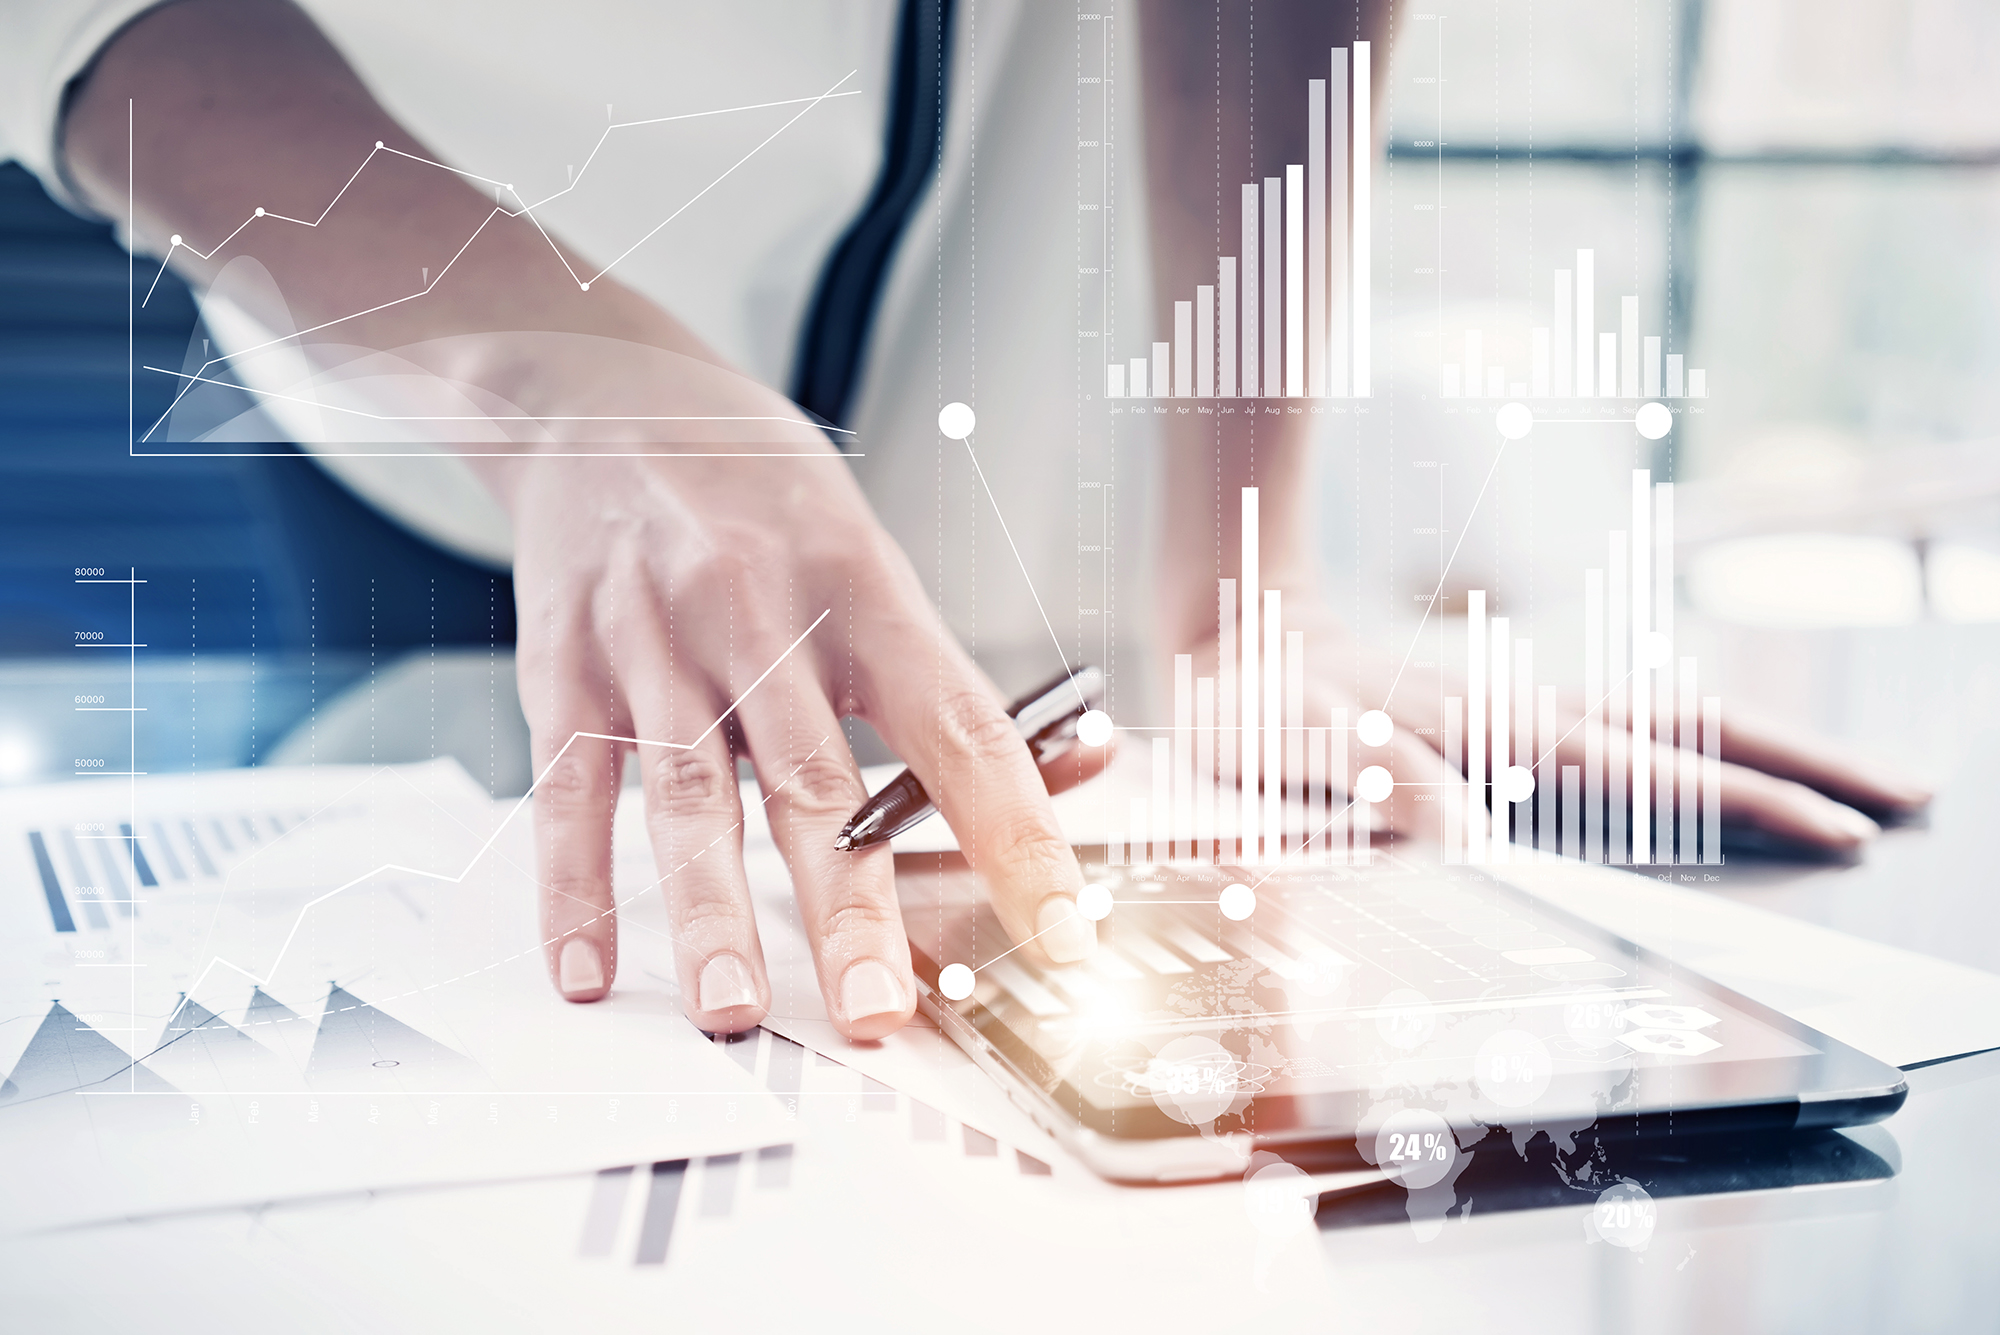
[833,833,854,853]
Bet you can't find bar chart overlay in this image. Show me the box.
[1104,44,1372,403]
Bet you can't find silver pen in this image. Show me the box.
[833,665,1105,852]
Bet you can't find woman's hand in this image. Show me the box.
[62,0,1108,1041]
[471,339,1107,1038]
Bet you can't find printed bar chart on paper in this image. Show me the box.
[1105,44,1371,403]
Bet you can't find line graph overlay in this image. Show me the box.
[134,80,861,450]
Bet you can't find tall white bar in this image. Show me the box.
[1218,578,1238,863]
[1465,331,1484,400]
[1307,726,1328,863]
[1129,797,1149,868]
[1630,471,1651,864]
[1644,336,1662,399]
[1514,637,1533,850]
[1330,706,1350,864]
[1466,590,1487,864]
[1129,357,1148,399]
[1701,697,1722,865]
[1350,40,1372,397]
[1174,302,1193,398]
[1196,676,1215,863]
[1561,766,1581,860]
[1620,296,1640,398]
[1220,259,1238,398]
[1598,333,1617,397]
[1106,364,1125,397]
[1689,369,1707,397]
[1240,186,1260,397]
[1264,177,1284,401]
[1153,342,1171,403]
[1285,630,1305,855]
[1655,482,1675,861]
[1608,532,1629,863]
[1443,695,1464,863]
[1575,250,1595,398]
[1538,683,1557,851]
[1285,164,1305,398]
[1328,48,1350,398]
[1240,491,1261,862]
[1490,614,1510,863]
[1151,738,1171,864]
[1308,79,1328,398]
[1264,590,1284,862]
[1584,568,1605,862]
[1666,353,1683,399]
[1531,329,1550,397]
[1554,269,1574,397]
[1197,286,1216,399]
[1678,658,1698,865]
[1173,654,1193,861]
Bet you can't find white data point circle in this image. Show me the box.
[1218,883,1256,921]
[1593,1183,1658,1250]
[1356,709,1394,747]
[169,234,182,248]
[1642,629,1673,669]
[1476,1029,1554,1108]
[937,401,977,440]
[580,282,591,292]
[1496,402,1535,440]
[1635,401,1674,440]
[254,207,265,217]
[938,963,976,1001]
[1075,708,1114,747]
[1374,1107,1459,1190]
[1500,764,1536,804]
[1356,765,1394,804]
[1076,883,1114,921]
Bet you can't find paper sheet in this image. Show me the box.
[3,1019,1340,1332]
[0,760,788,1232]
[1500,858,2000,1070]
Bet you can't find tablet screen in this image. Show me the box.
[899,858,1861,1152]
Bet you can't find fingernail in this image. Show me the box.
[1885,775,1935,809]
[840,960,907,1025]
[698,952,760,1012]
[1820,803,1880,843]
[1036,895,1096,964]
[558,937,605,998]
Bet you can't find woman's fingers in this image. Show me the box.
[520,626,623,1004]
[624,648,769,1035]
[867,644,1092,967]
[1716,702,1931,816]
[732,652,913,1040]
[1646,739,1882,852]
